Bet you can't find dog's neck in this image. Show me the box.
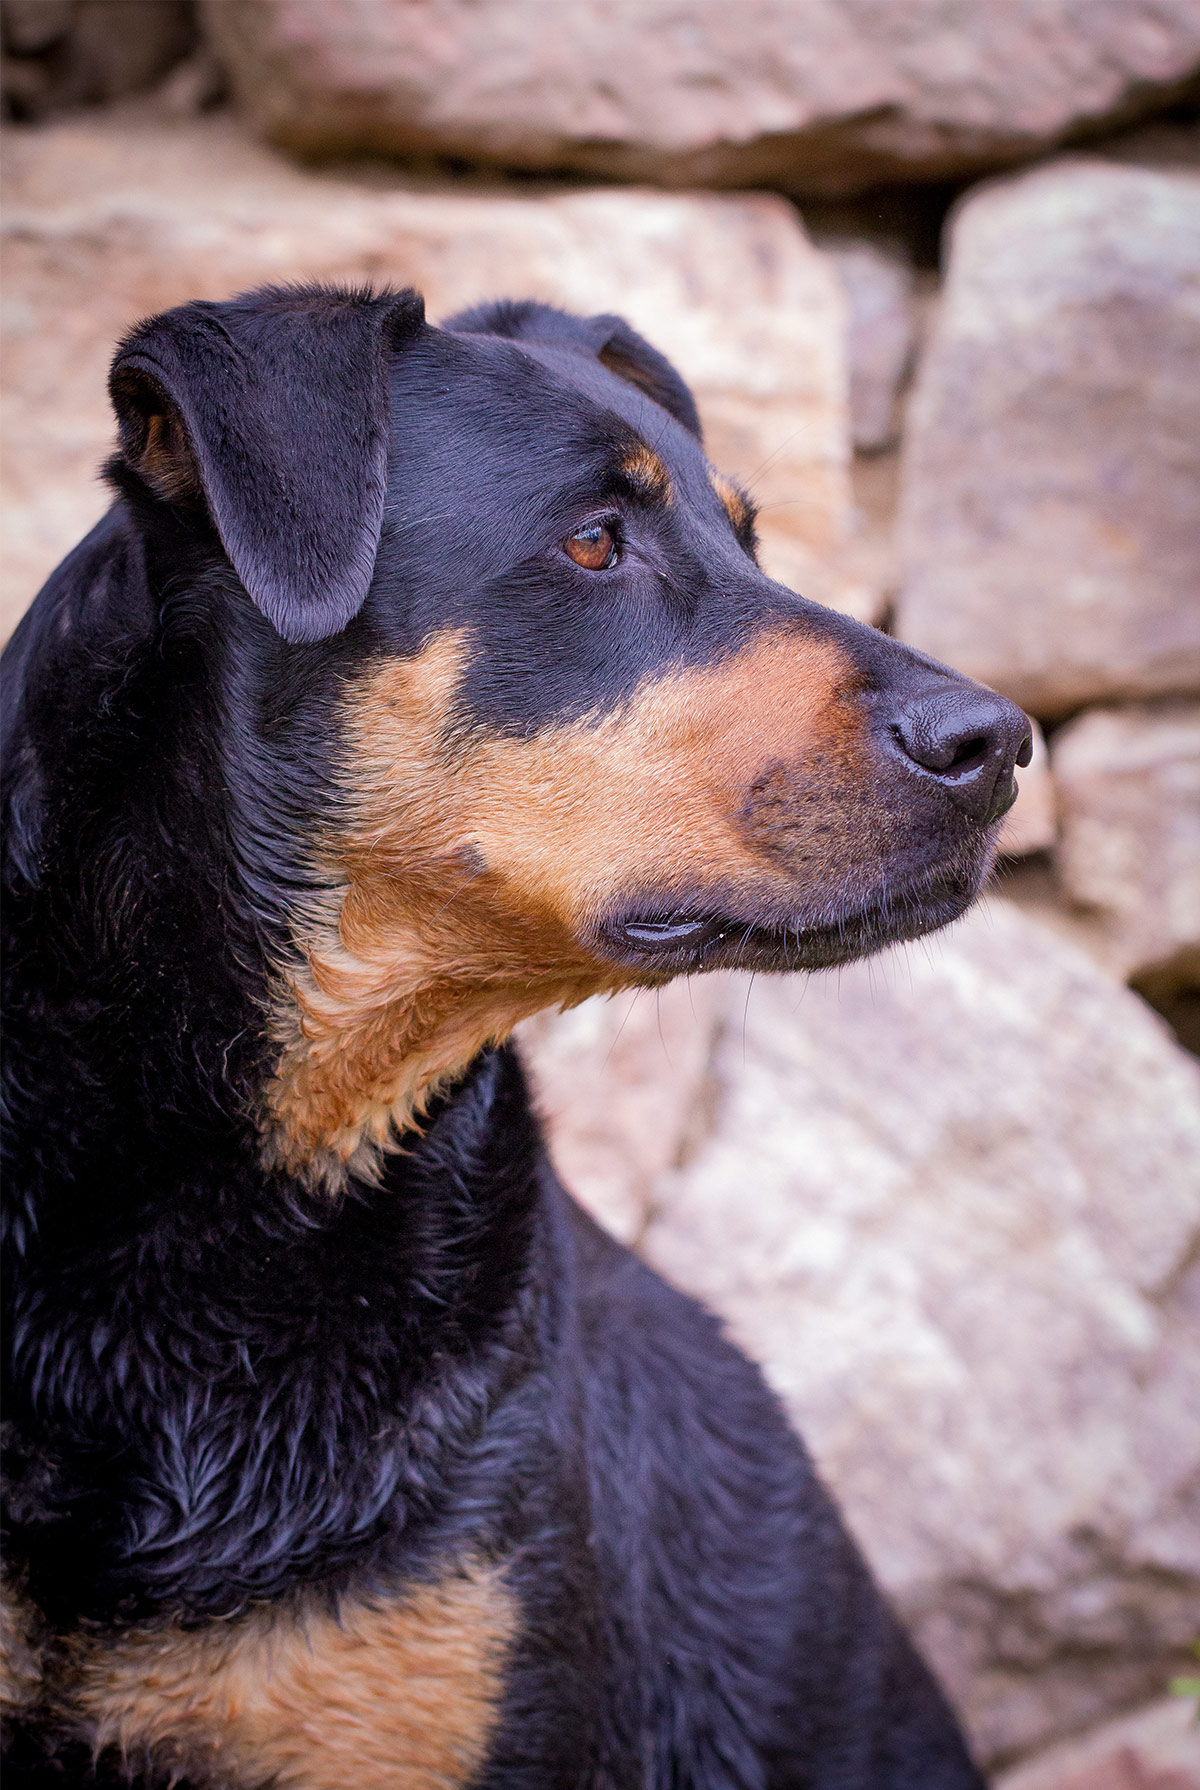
[262,877,628,1188]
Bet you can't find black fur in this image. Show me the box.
[1,284,999,1786]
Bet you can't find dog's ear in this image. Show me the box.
[446,299,703,441]
[109,285,424,644]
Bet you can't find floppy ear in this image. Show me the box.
[445,299,703,441]
[109,284,424,644]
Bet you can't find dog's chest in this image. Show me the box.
[64,1564,517,1789]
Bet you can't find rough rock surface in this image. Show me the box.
[994,1696,1200,1790]
[520,899,1200,1767]
[1051,702,1200,990]
[821,239,916,451]
[0,112,865,639]
[202,0,1200,194]
[516,978,730,1249]
[895,159,1200,719]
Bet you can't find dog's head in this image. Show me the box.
[108,283,1030,1180]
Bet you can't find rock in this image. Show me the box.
[1051,703,1200,992]
[894,160,1200,720]
[516,978,729,1248]
[0,111,862,640]
[994,1696,1200,1790]
[1,1,197,121]
[821,239,917,451]
[525,899,1200,1766]
[200,0,1200,196]
[997,718,1055,859]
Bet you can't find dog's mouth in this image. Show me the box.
[598,860,985,976]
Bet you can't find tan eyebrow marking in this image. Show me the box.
[620,443,673,504]
[710,470,756,541]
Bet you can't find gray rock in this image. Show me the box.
[1051,702,1200,992]
[894,160,1200,719]
[526,900,1200,1766]
[201,0,1200,195]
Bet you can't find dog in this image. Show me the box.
[1,283,1030,1786]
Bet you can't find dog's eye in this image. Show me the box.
[564,520,619,571]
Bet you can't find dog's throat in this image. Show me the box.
[264,887,619,1186]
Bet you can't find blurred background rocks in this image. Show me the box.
[893,158,1200,720]
[3,4,1199,1781]
[201,0,1200,191]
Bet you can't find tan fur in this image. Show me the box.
[68,1563,516,1790]
[710,470,754,538]
[620,443,673,504]
[266,623,869,1178]
[1,1575,44,1716]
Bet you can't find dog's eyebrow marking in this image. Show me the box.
[619,443,673,505]
[68,1562,516,1790]
[710,471,757,544]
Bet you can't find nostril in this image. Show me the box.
[889,717,989,777]
[945,734,988,775]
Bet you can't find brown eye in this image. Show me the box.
[564,520,618,570]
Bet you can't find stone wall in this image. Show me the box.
[2,5,1199,1781]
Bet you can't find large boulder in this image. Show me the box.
[894,159,1200,720]
[519,899,1200,1768]
[0,112,862,640]
[201,0,1200,195]
[1051,702,1200,992]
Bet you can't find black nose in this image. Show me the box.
[890,685,1033,826]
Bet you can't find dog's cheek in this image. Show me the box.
[459,628,879,926]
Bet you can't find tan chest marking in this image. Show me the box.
[70,1563,517,1790]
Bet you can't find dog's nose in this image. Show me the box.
[890,685,1033,826]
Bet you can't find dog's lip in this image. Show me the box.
[616,914,727,950]
[601,866,983,971]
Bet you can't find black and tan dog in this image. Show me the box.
[1,284,1030,1787]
